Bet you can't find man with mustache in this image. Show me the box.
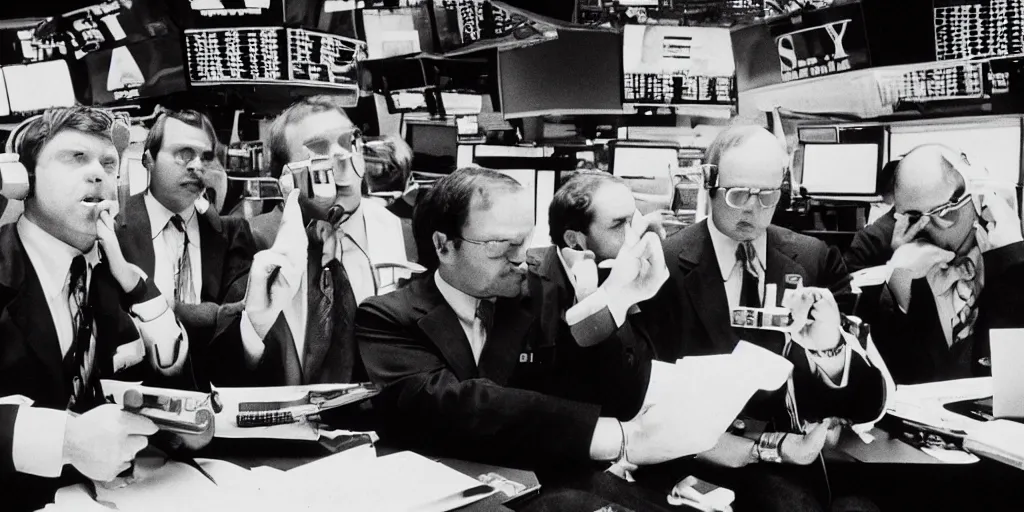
[0,107,189,510]
[116,109,256,390]
[645,126,890,511]
[857,144,1024,384]
[358,167,725,508]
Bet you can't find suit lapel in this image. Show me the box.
[414,277,479,381]
[0,227,63,397]
[198,211,225,302]
[477,297,534,385]
[678,223,737,353]
[118,194,156,278]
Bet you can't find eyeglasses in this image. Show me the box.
[455,232,533,259]
[172,147,217,166]
[303,128,364,160]
[721,187,784,209]
[904,192,973,230]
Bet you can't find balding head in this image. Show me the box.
[894,144,976,254]
[706,125,788,241]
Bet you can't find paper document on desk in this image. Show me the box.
[644,341,794,455]
[887,378,992,432]
[964,420,1024,470]
[45,455,274,512]
[272,448,498,511]
[213,383,375,440]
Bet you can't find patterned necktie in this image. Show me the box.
[170,214,196,304]
[736,242,761,308]
[476,299,495,338]
[67,255,99,413]
[950,256,980,345]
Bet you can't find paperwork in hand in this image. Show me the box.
[644,341,794,455]
[279,448,498,512]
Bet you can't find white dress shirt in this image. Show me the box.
[336,206,375,305]
[435,271,492,364]
[11,216,101,478]
[145,193,202,304]
[707,217,767,309]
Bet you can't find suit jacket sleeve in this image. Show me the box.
[356,298,602,470]
[0,404,15,475]
[844,221,893,274]
[788,343,887,424]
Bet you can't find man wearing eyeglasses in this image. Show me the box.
[857,144,1024,384]
[357,167,726,504]
[645,126,889,511]
[116,109,256,390]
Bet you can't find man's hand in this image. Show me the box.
[621,401,721,465]
[779,418,841,465]
[601,232,669,306]
[95,204,146,294]
[63,405,158,482]
[559,246,599,301]
[783,287,842,352]
[889,240,955,280]
[891,214,930,252]
[975,191,1024,253]
[244,190,307,339]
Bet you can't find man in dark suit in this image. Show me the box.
[115,109,256,390]
[857,144,1024,384]
[843,159,900,274]
[646,126,890,512]
[0,107,191,510]
[357,167,712,489]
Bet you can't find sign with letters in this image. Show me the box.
[770,3,870,83]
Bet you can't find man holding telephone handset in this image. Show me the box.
[857,144,1024,385]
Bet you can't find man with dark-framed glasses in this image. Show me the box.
[856,143,1024,384]
[642,126,888,511]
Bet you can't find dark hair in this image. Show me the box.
[413,166,522,270]
[267,95,352,179]
[144,109,218,158]
[549,171,624,248]
[18,106,123,176]
[363,135,412,193]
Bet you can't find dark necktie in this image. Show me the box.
[736,242,761,308]
[949,256,979,345]
[66,255,100,413]
[476,299,495,339]
[169,214,196,304]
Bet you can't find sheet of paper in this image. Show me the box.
[212,384,361,440]
[644,342,794,456]
[276,448,497,512]
[850,265,893,289]
[887,378,992,433]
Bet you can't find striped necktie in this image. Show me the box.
[950,257,980,345]
[66,255,100,413]
[170,214,197,304]
[736,242,761,308]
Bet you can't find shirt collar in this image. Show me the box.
[145,192,199,244]
[707,216,767,281]
[435,270,489,326]
[17,216,101,300]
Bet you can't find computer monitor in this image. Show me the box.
[2,60,76,114]
[800,143,880,196]
[889,123,1023,186]
[609,142,680,214]
[185,27,286,86]
[622,25,735,107]
[406,122,458,158]
[83,36,187,105]
[182,0,286,29]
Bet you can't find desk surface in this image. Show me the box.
[198,439,533,512]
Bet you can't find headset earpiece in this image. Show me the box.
[0,114,42,200]
[702,164,719,198]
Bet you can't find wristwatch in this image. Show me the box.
[807,336,847,359]
[756,432,786,463]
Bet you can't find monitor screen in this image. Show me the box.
[889,123,1023,185]
[84,36,187,105]
[0,72,10,117]
[611,145,679,214]
[801,143,880,195]
[59,1,177,59]
[2,60,76,113]
[499,29,622,118]
[622,25,735,106]
[406,122,458,158]
[285,28,363,104]
[185,27,286,85]
[183,0,286,29]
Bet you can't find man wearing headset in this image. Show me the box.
[0,107,189,510]
[115,109,256,390]
[644,126,890,511]
[218,96,409,387]
[855,144,1024,385]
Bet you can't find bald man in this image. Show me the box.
[856,144,1024,384]
[640,126,889,512]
